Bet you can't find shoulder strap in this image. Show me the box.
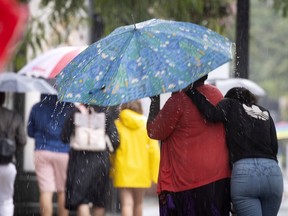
[106,135,114,152]
[0,111,15,138]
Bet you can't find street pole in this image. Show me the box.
[88,0,104,44]
[235,0,250,79]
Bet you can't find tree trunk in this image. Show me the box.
[89,0,104,44]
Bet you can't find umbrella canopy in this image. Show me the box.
[18,46,87,79]
[276,121,288,140]
[0,72,57,94]
[57,19,233,106]
[208,78,266,97]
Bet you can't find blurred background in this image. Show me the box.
[1,0,288,215]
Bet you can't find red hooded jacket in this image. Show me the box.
[147,84,231,193]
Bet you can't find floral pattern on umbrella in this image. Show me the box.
[57,19,233,106]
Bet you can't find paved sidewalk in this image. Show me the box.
[106,195,159,216]
[142,196,159,216]
[145,196,288,216]
[108,194,288,216]
[108,174,288,216]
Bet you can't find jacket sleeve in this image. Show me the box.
[147,96,160,126]
[106,119,119,152]
[185,88,226,122]
[148,138,160,184]
[147,93,182,140]
[61,110,76,143]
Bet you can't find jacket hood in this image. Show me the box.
[118,109,146,130]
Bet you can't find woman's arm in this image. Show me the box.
[147,93,182,140]
[147,95,160,125]
[185,88,226,122]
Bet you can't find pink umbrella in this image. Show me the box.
[18,46,87,79]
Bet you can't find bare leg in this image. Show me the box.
[57,191,69,216]
[91,206,105,216]
[132,188,145,216]
[120,188,133,216]
[39,192,53,216]
[77,204,90,216]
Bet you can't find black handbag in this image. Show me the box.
[0,138,16,156]
[0,112,16,157]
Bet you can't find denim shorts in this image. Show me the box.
[231,158,283,216]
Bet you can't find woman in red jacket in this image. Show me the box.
[147,75,231,216]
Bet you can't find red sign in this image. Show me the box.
[0,0,29,72]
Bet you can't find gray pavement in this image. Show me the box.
[107,173,288,215]
[278,198,288,216]
[139,173,288,216]
[139,196,288,216]
[108,187,288,216]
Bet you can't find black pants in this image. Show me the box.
[159,178,231,216]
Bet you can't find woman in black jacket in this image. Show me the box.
[186,86,283,216]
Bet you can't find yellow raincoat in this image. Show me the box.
[110,109,160,188]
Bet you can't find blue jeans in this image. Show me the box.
[231,158,283,216]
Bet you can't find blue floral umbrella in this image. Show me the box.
[57,19,233,106]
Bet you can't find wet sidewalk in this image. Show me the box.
[107,173,288,216]
[108,191,288,216]
[106,195,159,216]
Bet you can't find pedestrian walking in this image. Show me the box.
[61,103,119,216]
[186,85,284,216]
[27,94,74,216]
[0,92,26,216]
[110,100,160,216]
[147,75,231,216]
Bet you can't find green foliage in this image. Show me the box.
[12,0,87,71]
[94,0,235,36]
[94,0,156,35]
[12,0,236,70]
[271,0,288,16]
[39,0,86,22]
[152,0,233,34]
[250,0,288,100]
[259,0,288,16]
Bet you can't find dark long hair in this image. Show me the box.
[225,87,257,106]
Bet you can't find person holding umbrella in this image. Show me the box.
[185,85,283,216]
[147,75,231,216]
